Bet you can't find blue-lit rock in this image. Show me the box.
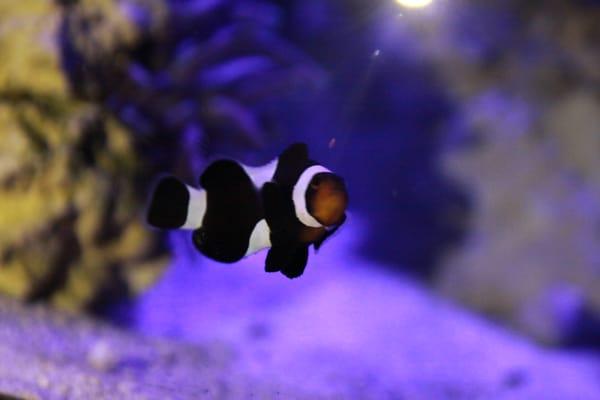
[403,0,600,345]
[3,220,598,398]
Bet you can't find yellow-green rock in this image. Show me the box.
[0,0,166,311]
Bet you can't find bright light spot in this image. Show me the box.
[372,49,381,57]
[395,0,434,8]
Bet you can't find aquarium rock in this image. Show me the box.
[406,0,600,345]
[0,0,320,311]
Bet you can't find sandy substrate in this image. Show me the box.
[1,219,599,399]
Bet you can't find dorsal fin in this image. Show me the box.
[273,143,313,186]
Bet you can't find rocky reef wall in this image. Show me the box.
[0,0,319,311]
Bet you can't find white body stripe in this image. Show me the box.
[245,219,272,256]
[182,160,276,256]
[181,185,207,230]
[292,165,331,228]
[242,159,278,189]
[241,161,277,255]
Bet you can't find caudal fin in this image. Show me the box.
[147,176,192,229]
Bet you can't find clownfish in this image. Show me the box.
[146,143,348,278]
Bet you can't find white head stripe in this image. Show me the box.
[292,165,331,228]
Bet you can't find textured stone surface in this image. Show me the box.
[0,0,165,311]
[1,221,599,399]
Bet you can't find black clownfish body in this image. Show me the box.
[147,160,274,263]
[146,143,347,278]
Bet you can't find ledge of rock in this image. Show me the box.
[2,222,599,399]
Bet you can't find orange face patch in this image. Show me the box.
[310,181,348,227]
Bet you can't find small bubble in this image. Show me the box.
[328,137,337,148]
[87,339,118,372]
[37,375,50,389]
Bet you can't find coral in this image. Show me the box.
[59,0,323,179]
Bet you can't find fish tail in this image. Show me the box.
[147,176,206,230]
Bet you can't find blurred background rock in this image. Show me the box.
[0,0,598,350]
[400,0,600,346]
